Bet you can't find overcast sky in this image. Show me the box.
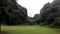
[17,0,54,17]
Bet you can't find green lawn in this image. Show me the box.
[1,25,60,34]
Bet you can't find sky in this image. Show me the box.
[17,0,54,17]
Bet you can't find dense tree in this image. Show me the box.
[40,0,60,26]
[27,14,40,25]
[33,14,40,25]
[34,14,40,20]
[0,0,27,25]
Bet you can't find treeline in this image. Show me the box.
[32,0,60,28]
[0,0,60,28]
[27,0,60,26]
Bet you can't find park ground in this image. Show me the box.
[1,25,60,34]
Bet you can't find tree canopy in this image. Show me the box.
[0,0,28,25]
[40,0,60,26]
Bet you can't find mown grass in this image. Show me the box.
[1,25,60,34]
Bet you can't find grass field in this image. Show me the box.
[1,25,60,34]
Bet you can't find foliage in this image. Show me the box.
[40,0,60,26]
[0,0,27,25]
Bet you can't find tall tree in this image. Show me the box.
[0,0,28,25]
[40,0,60,26]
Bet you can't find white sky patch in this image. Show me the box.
[17,0,54,17]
